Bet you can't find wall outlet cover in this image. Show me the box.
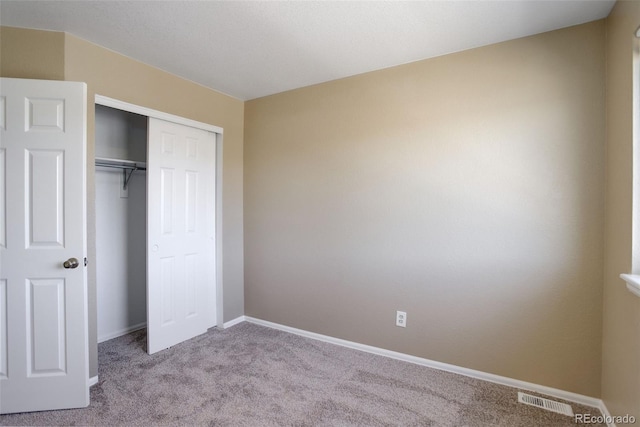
[396,311,407,327]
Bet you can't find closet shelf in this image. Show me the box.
[95,157,147,170]
[95,157,146,190]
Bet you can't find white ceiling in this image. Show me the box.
[0,1,615,101]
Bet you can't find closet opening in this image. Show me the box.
[95,105,149,344]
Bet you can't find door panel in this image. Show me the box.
[185,253,197,317]
[27,278,66,375]
[0,96,6,130]
[0,147,5,249]
[185,171,198,233]
[147,118,215,354]
[26,98,65,132]
[0,77,88,414]
[0,279,7,379]
[27,149,65,247]
[160,256,175,325]
[161,168,174,235]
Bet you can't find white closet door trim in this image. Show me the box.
[95,95,223,134]
[214,133,224,329]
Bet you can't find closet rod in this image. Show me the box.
[95,162,147,171]
[95,158,146,190]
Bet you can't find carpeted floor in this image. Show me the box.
[0,322,605,426]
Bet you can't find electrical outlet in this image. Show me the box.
[396,311,407,328]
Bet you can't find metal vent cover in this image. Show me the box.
[517,392,574,416]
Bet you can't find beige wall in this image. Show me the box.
[245,21,605,396]
[1,27,245,378]
[602,0,640,419]
[0,27,65,81]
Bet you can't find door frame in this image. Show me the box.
[94,94,224,330]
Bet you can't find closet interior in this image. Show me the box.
[95,104,149,343]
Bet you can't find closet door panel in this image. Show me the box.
[159,256,175,326]
[160,168,175,236]
[184,253,198,318]
[0,279,7,379]
[185,171,198,233]
[0,148,5,249]
[147,118,214,355]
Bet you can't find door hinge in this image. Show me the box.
[84,257,87,267]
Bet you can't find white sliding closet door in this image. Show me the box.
[147,118,215,354]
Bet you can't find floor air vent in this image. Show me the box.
[517,392,574,416]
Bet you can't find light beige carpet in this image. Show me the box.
[0,322,605,426]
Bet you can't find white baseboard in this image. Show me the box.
[244,316,606,412]
[598,400,616,427]
[98,322,147,343]
[89,375,99,387]
[222,315,246,329]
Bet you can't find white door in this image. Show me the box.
[147,118,215,354]
[0,78,89,413]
